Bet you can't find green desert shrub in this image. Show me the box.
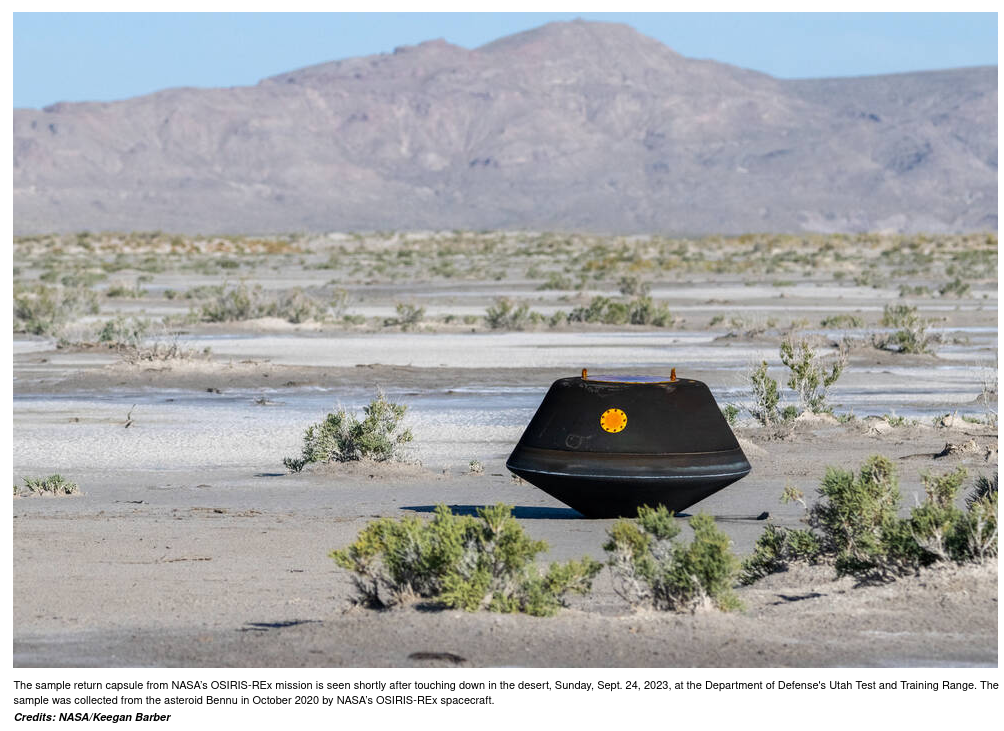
[604,506,742,612]
[183,284,227,300]
[961,474,998,563]
[198,283,263,322]
[536,272,574,290]
[544,310,565,328]
[748,360,781,427]
[313,253,341,270]
[898,468,971,566]
[328,288,350,318]
[120,337,202,365]
[899,284,932,297]
[97,316,150,350]
[273,288,329,324]
[627,296,673,326]
[105,279,147,298]
[819,314,863,329]
[568,296,626,325]
[618,275,651,297]
[283,391,413,472]
[779,337,846,413]
[874,304,933,354]
[967,472,997,510]
[808,455,903,578]
[739,524,821,585]
[18,474,80,496]
[741,459,1000,584]
[978,367,997,428]
[485,298,531,330]
[870,467,999,569]
[59,269,107,288]
[721,403,740,426]
[565,295,671,327]
[383,303,425,330]
[728,315,775,337]
[329,504,602,616]
[13,284,99,336]
[198,283,327,323]
[853,270,885,288]
[938,278,971,298]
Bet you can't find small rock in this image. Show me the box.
[866,419,894,435]
[934,439,981,458]
[794,411,840,426]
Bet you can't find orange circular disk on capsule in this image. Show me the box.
[600,408,628,433]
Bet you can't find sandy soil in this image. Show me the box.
[13,423,998,667]
[12,234,998,667]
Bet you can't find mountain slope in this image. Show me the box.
[13,20,998,234]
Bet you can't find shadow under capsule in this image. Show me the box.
[400,504,583,520]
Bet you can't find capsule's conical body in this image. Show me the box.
[506,375,750,518]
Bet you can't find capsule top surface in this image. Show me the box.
[583,374,677,383]
[516,376,740,455]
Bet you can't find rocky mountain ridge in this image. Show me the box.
[13,20,997,234]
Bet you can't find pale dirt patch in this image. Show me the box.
[306,458,437,481]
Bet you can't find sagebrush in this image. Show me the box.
[874,304,933,354]
[779,337,846,413]
[566,295,672,327]
[96,316,150,350]
[330,504,602,616]
[485,298,532,330]
[13,284,98,336]
[748,360,781,427]
[198,283,328,323]
[740,523,821,585]
[17,474,80,496]
[604,506,742,612]
[284,391,413,472]
[383,303,425,330]
[742,459,998,585]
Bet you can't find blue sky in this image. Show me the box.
[13,12,998,109]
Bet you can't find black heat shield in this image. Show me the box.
[506,375,751,518]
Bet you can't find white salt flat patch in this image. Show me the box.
[13,340,56,355]
[14,366,993,474]
[131,329,996,373]
[184,331,768,369]
[12,390,532,472]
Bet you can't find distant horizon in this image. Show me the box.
[13,12,999,109]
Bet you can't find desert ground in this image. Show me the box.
[12,230,998,667]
